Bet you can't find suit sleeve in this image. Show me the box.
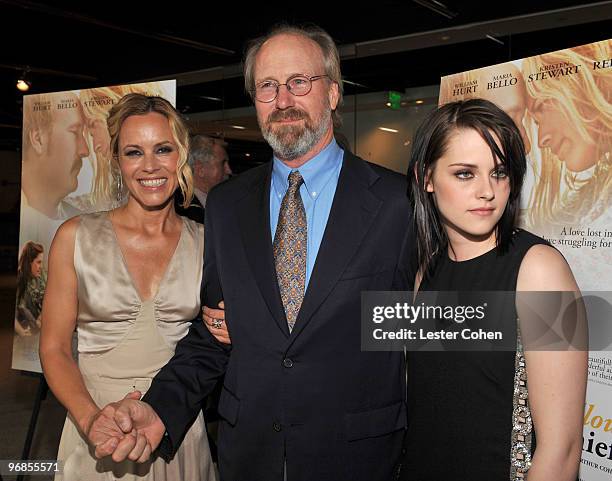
[392,207,417,291]
[143,194,230,459]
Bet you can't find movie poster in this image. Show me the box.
[12,80,176,373]
[439,40,611,480]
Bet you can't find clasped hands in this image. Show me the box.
[84,301,228,462]
[85,391,166,463]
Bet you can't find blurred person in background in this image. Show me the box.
[176,134,232,223]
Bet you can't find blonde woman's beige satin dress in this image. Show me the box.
[55,212,216,481]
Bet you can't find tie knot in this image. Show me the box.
[287,171,304,193]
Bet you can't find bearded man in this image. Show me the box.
[90,24,414,481]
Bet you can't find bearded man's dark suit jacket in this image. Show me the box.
[144,150,414,481]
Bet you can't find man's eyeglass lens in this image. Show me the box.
[254,75,327,102]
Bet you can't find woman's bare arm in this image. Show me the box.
[516,244,587,481]
[39,217,122,446]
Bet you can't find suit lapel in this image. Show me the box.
[237,164,290,337]
[290,153,382,340]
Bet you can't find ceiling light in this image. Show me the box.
[230,125,246,130]
[415,100,424,104]
[16,67,32,92]
[16,79,31,92]
[386,102,391,107]
[379,127,398,133]
[245,153,251,157]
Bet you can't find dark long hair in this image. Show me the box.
[17,241,44,303]
[407,98,527,275]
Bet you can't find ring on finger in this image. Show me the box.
[212,319,223,329]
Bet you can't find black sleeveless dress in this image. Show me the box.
[400,229,548,481]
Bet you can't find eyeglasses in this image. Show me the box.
[252,74,329,103]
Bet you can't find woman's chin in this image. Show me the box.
[127,194,175,212]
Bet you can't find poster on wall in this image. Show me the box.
[12,80,176,373]
[439,39,611,480]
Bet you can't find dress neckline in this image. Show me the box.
[104,211,185,304]
[444,229,522,265]
[445,244,498,265]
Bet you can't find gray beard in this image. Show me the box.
[263,114,331,161]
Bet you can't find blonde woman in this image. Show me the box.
[523,40,612,231]
[78,83,165,210]
[40,94,216,481]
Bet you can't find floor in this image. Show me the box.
[0,275,64,481]
[0,274,220,481]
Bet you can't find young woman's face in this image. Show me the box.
[30,253,43,278]
[528,97,598,172]
[117,112,180,210]
[426,128,511,244]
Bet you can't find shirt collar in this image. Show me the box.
[272,139,343,199]
[194,187,208,207]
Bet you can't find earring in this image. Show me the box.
[115,173,123,205]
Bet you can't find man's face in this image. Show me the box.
[40,94,89,200]
[253,33,339,161]
[198,143,232,192]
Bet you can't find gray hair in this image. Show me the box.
[188,134,227,168]
[243,24,343,127]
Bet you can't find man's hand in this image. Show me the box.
[87,391,166,463]
[85,391,141,459]
[203,301,231,344]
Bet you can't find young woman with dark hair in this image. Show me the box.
[401,99,587,481]
[15,241,45,336]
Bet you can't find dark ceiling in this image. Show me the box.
[1,0,612,151]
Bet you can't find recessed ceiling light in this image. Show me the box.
[230,125,246,130]
[379,127,399,133]
[16,79,30,92]
[386,102,391,107]
[415,100,424,104]
[245,153,251,157]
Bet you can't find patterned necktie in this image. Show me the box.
[273,171,307,332]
